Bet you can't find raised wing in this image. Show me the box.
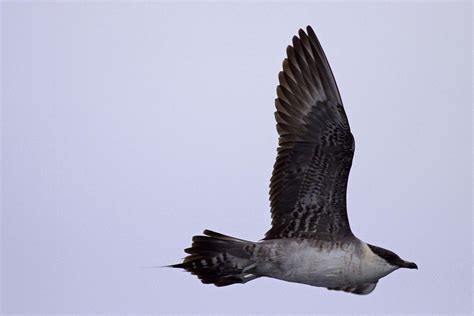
[265,26,354,240]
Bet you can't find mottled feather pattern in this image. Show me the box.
[266,26,354,240]
[171,230,258,286]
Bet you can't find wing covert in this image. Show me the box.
[327,282,378,295]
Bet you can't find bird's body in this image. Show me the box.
[252,238,393,289]
[169,26,417,294]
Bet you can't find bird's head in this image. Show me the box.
[367,244,418,270]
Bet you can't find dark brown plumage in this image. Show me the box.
[265,26,354,240]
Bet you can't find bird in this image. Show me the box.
[169,25,417,295]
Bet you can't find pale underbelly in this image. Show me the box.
[257,247,380,288]
[269,266,372,288]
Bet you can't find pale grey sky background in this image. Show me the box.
[1,1,472,314]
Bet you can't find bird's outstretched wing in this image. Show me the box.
[265,26,355,241]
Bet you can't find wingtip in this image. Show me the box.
[298,28,305,37]
[296,26,314,38]
[306,25,318,40]
[292,35,300,46]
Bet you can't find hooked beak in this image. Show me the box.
[401,261,418,269]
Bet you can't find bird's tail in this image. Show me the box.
[169,230,259,287]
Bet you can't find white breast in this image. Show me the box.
[258,239,397,288]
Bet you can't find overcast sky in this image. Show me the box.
[2,1,472,314]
